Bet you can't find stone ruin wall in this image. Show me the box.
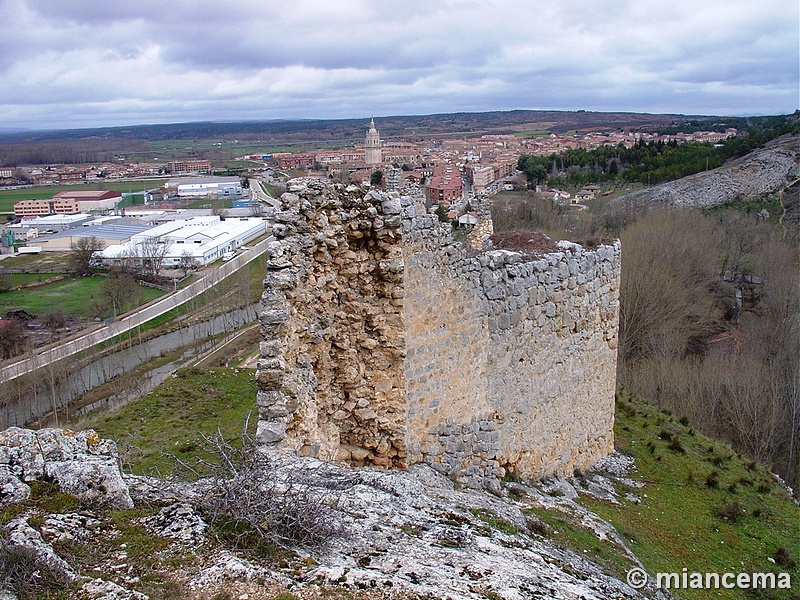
[403,209,620,483]
[257,178,621,484]
[256,178,408,467]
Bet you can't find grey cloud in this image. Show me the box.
[0,0,796,129]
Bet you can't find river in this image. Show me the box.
[0,303,260,428]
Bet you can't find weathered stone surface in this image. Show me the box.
[285,457,658,600]
[47,457,133,509]
[0,432,670,600]
[81,578,149,600]
[41,512,102,544]
[256,420,286,444]
[257,178,620,486]
[4,515,79,581]
[143,502,207,544]
[0,464,31,504]
[0,428,133,509]
[188,551,286,588]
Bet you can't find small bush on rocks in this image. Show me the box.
[0,534,74,599]
[175,425,345,553]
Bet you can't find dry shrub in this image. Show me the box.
[0,535,74,599]
[174,425,346,553]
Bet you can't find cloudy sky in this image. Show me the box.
[1,0,797,131]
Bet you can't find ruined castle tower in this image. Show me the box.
[365,118,382,166]
[256,179,620,486]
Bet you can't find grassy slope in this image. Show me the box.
[79,367,258,477]
[0,276,164,318]
[582,392,800,599]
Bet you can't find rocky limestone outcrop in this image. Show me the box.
[0,427,133,509]
[614,134,799,209]
[0,426,674,599]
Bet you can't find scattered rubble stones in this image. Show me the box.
[143,502,207,544]
[188,551,289,589]
[81,578,149,600]
[41,512,102,544]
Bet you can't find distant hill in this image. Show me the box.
[0,109,710,144]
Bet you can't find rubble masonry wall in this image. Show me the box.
[256,178,620,484]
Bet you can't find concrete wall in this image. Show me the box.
[257,178,620,485]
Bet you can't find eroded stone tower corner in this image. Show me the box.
[256,177,620,485]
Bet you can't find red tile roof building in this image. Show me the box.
[426,164,463,205]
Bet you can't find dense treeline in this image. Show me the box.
[517,113,800,189]
[0,139,150,167]
[655,113,797,135]
[617,206,799,491]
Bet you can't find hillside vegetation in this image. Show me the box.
[588,391,800,600]
[497,130,800,492]
[516,114,798,191]
[32,368,796,599]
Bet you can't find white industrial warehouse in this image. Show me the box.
[94,215,267,267]
[166,176,243,198]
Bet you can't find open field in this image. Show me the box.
[2,272,62,286]
[78,367,258,477]
[0,276,164,318]
[186,197,233,210]
[0,251,73,272]
[0,178,170,210]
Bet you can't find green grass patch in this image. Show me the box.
[513,129,551,138]
[0,251,72,273]
[582,392,800,599]
[523,504,636,579]
[0,179,169,206]
[3,272,64,286]
[80,367,258,476]
[0,276,164,318]
[185,197,233,210]
[469,508,518,535]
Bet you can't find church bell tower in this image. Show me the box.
[365,118,382,166]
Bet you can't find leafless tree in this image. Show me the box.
[41,310,67,342]
[92,271,143,319]
[618,206,800,488]
[617,207,721,363]
[0,320,27,359]
[68,236,104,276]
[177,250,199,279]
[135,235,170,277]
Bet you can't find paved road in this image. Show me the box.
[249,178,281,209]
[0,236,273,384]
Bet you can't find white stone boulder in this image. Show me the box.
[0,427,133,509]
